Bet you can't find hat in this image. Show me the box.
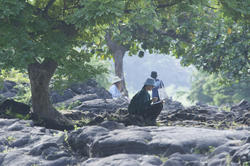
[112,76,122,84]
[144,78,155,87]
[151,71,157,79]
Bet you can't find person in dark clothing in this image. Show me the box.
[151,71,164,102]
[128,78,163,124]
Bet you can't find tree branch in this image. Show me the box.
[105,32,127,53]
[155,29,191,43]
[156,0,185,8]
[44,0,57,15]
[206,5,218,10]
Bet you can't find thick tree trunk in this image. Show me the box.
[28,58,73,130]
[105,33,128,96]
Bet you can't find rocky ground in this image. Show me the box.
[0,118,249,166]
[0,80,249,165]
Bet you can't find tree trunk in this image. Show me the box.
[28,58,73,130]
[105,33,128,96]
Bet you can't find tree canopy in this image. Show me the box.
[89,0,250,81]
[1,0,249,82]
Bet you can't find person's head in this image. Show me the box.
[151,71,157,79]
[143,78,155,91]
[112,76,122,90]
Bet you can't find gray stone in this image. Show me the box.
[68,126,109,156]
[90,127,152,157]
[232,143,250,163]
[99,121,125,130]
[30,142,59,156]
[81,154,162,166]
[162,158,185,166]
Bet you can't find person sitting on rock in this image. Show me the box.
[109,76,122,98]
[128,78,163,124]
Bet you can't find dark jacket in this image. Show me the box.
[128,87,152,115]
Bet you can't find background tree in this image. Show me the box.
[188,72,250,106]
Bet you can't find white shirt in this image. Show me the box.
[109,84,122,98]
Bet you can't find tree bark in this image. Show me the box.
[105,33,129,96]
[28,58,73,130]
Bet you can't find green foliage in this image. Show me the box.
[218,0,250,22]
[188,71,250,106]
[0,69,29,83]
[0,69,31,105]
[6,136,15,144]
[243,162,250,166]
[52,55,109,91]
[94,0,250,83]
[89,56,112,89]
[0,0,118,86]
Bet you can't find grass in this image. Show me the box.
[6,136,15,144]
[156,154,168,163]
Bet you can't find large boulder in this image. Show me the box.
[75,98,129,113]
[51,79,112,105]
[0,81,18,99]
[0,99,30,119]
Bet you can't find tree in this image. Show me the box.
[0,0,125,129]
[101,0,249,94]
[188,72,250,106]
[218,0,250,22]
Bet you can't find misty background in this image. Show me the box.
[120,52,195,105]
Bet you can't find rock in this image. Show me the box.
[68,125,250,162]
[162,158,185,166]
[68,126,109,156]
[158,100,249,129]
[232,143,250,164]
[75,98,129,113]
[164,98,184,111]
[81,154,162,166]
[231,100,250,112]
[0,99,30,119]
[99,121,125,130]
[90,128,151,157]
[50,89,75,104]
[0,118,79,166]
[0,81,18,98]
[51,79,112,105]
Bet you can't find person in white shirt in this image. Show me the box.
[109,76,122,98]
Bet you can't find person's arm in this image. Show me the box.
[160,80,164,88]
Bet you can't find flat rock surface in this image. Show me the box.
[1,118,250,165]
